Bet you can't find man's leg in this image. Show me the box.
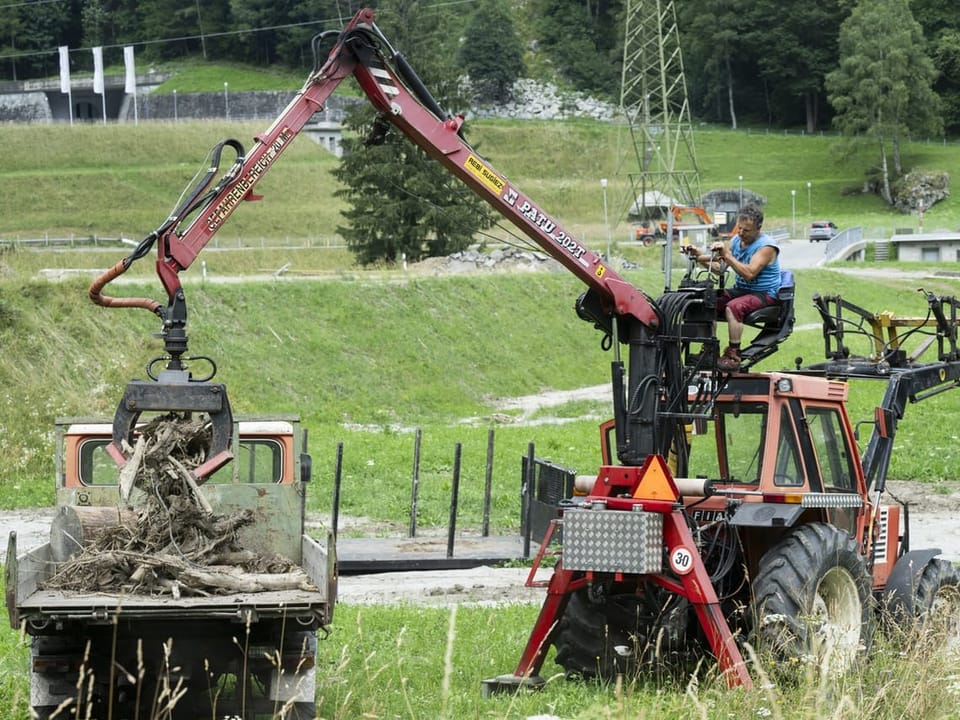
[718,293,769,370]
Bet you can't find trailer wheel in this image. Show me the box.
[752,522,874,675]
[552,586,688,680]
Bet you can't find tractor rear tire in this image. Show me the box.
[751,522,874,674]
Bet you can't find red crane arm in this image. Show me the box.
[90,8,657,331]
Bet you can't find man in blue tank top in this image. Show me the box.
[683,204,781,371]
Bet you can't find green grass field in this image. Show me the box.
[4,115,960,245]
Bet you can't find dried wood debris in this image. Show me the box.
[43,413,313,597]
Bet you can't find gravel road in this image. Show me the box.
[4,477,957,607]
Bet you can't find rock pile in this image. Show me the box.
[439,247,560,273]
[469,78,616,122]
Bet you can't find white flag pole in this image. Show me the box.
[58,46,73,125]
[123,46,138,124]
[92,46,105,124]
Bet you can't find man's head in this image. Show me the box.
[737,204,763,229]
[736,204,764,243]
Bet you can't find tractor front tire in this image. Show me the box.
[894,557,960,644]
[553,589,636,680]
[752,522,874,674]
[912,558,960,617]
[552,585,690,681]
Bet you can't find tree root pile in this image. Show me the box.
[43,413,314,597]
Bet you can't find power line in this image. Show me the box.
[2,14,348,61]
[4,0,479,62]
[0,0,64,9]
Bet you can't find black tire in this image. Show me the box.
[912,558,960,620]
[552,586,690,681]
[282,701,317,719]
[887,557,960,645]
[752,523,874,673]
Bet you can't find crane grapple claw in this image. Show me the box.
[108,378,234,480]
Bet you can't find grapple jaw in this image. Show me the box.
[108,376,234,481]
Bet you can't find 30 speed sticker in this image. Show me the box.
[669,546,695,575]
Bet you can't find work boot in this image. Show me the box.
[717,346,741,371]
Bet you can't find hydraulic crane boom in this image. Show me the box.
[90,8,657,334]
[91,7,727,473]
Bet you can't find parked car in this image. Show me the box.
[809,220,838,242]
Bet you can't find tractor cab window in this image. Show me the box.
[805,406,856,492]
[207,439,284,484]
[774,405,803,487]
[77,438,284,485]
[716,403,767,485]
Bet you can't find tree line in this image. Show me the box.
[3,0,957,134]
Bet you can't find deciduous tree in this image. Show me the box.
[458,0,525,104]
[826,0,942,203]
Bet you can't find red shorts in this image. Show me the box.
[717,289,774,322]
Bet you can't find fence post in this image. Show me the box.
[446,442,462,559]
[482,428,494,537]
[331,442,344,542]
[409,428,422,537]
[523,442,535,558]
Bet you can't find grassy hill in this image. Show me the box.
[3,117,960,247]
[2,258,959,524]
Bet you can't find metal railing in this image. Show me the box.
[824,227,865,262]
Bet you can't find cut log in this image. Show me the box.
[50,505,137,563]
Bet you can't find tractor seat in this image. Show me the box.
[740,270,796,369]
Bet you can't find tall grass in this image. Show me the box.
[4,588,958,719]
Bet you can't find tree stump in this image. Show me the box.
[50,505,137,563]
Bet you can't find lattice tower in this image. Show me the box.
[619,0,701,216]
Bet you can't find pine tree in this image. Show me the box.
[332,0,495,265]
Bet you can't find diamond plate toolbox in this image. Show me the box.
[562,508,664,574]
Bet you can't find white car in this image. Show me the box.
[809,220,838,242]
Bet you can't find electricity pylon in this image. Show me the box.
[619,0,701,216]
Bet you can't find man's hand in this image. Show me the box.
[710,241,729,261]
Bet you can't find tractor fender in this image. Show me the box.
[883,548,943,618]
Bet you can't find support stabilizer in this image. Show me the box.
[480,673,546,698]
